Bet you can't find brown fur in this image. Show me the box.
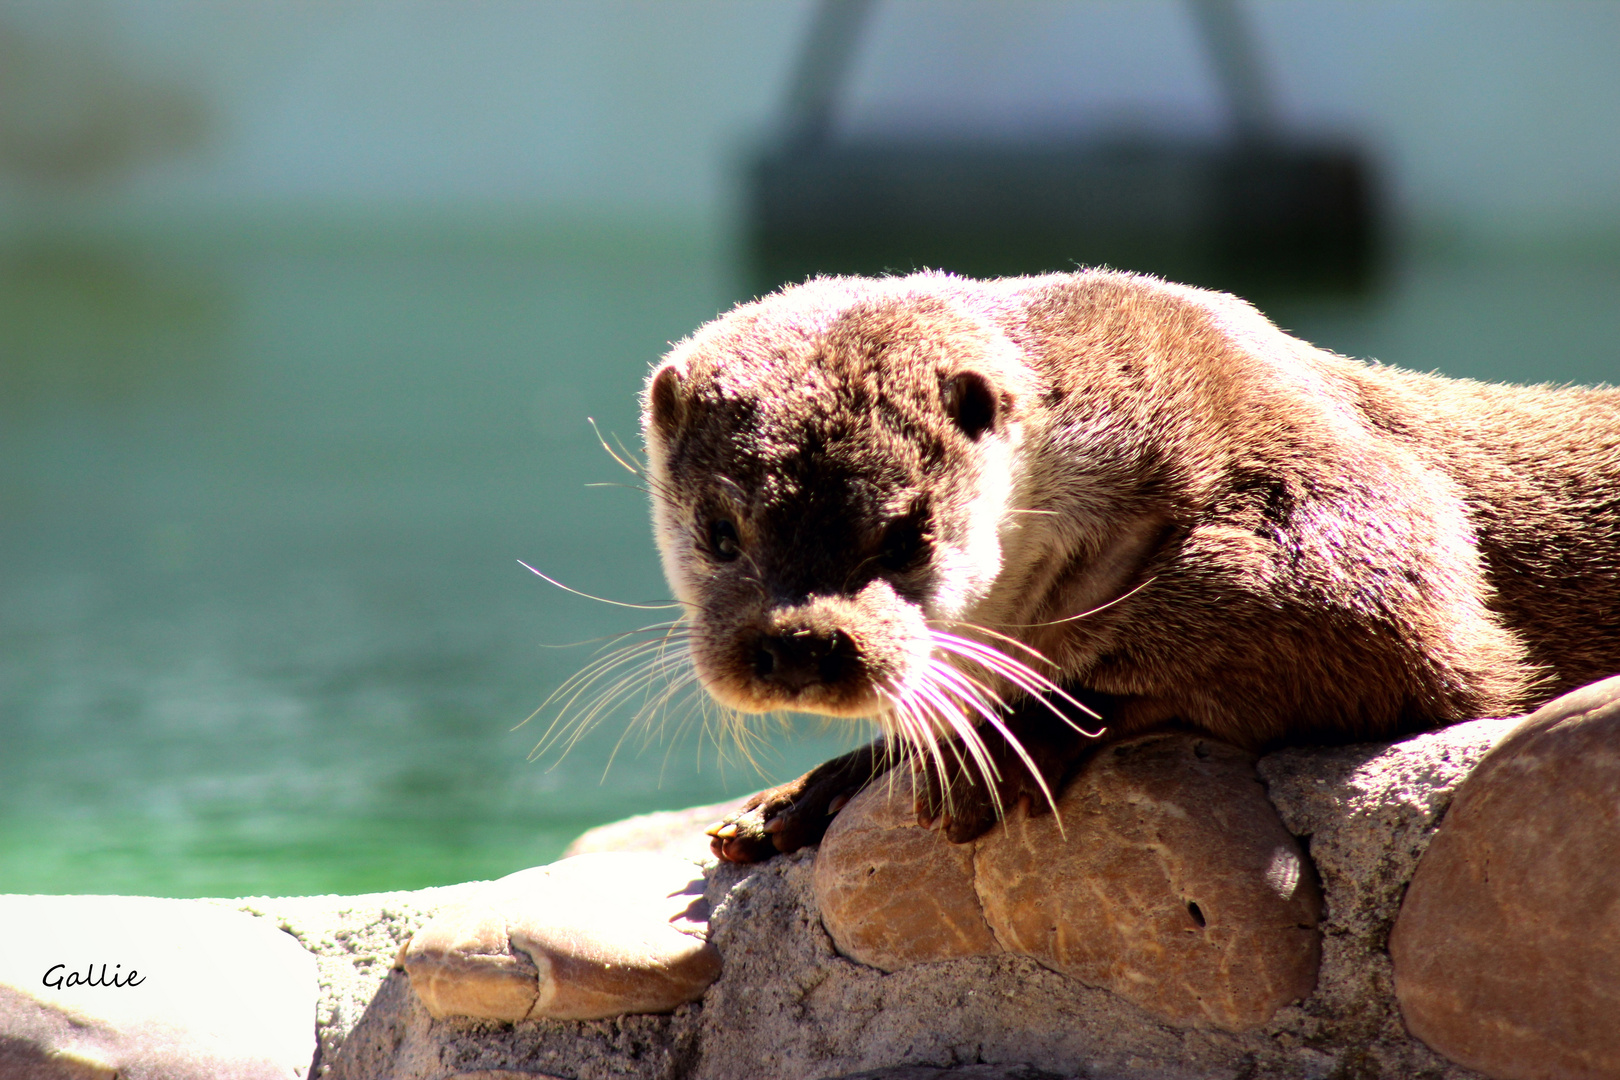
[642,270,1620,858]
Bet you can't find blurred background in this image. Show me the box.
[2,0,1616,898]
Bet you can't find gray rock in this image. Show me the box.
[0,894,316,1080]
[1390,675,1620,1080]
[220,883,480,1077]
[333,720,1505,1080]
[321,965,701,1080]
[1259,712,1517,1073]
[401,853,721,1022]
[814,735,1321,1031]
[822,1066,1080,1079]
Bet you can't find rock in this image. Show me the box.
[981,736,1322,1030]
[813,734,1322,1031]
[813,774,998,968]
[0,894,316,1080]
[1258,710,1521,1064]
[226,883,478,1077]
[401,852,721,1022]
[701,849,1357,1080]
[113,704,1544,1080]
[1390,675,1620,1080]
[324,964,701,1080]
[563,798,746,864]
[825,1067,1079,1079]
[309,713,1513,1080]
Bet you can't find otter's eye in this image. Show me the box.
[942,371,998,440]
[879,514,930,573]
[707,518,741,562]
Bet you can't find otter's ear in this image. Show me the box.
[647,365,684,435]
[942,372,999,440]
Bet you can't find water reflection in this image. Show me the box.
[0,12,210,190]
[0,226,856,898]
[0,242,228,406]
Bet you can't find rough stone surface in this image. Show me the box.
[983,737,1321,1031]
[1259,713,1517,1076]
[564,799,745,864]
[0,894,317,1080]
[814,773,997,969]
[222,883,480,1077]
[402,852,721,1022]
[305,715,1520,1080]
[1390,676,1620,1080]
[322,966,703,1080]
[815,735,1321,1031]
[825,1067,1080,1079]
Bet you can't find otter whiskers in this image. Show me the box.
[528,613,794,782]
[529,601,1110,820]
[867,626,1109,827]
[929,627,1104,732]
[527,621,698,760]
[517,560,683,612]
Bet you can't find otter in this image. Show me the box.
[639,270,1620,863]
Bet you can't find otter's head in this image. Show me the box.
[641,277,1034,725]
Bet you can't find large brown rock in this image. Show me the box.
[402,852,721,1022]
[813,772,999,968]
[983,737,1322,1029]
[813,734,1322,1031]
[1390,675,1620,1080]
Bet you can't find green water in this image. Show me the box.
[2,224,1615,897]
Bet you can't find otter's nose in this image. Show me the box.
[752,628,855,692]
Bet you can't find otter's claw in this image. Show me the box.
[706,800,778,863]
[913,755,1005,843]
[911,694,1108,844]
[705,740,886,863]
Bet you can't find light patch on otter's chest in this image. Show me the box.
[925,420,1026,623]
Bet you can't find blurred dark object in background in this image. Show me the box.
[746,0,1380,297]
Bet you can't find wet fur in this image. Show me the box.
[641,270,1620,858]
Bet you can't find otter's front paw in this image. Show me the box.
[706,742,882,863]
[706,781,817,863]
[912,755,1022,844]
[913,724,1084,844]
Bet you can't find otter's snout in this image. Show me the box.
[750,627,857,692]
[688,579,929,717]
